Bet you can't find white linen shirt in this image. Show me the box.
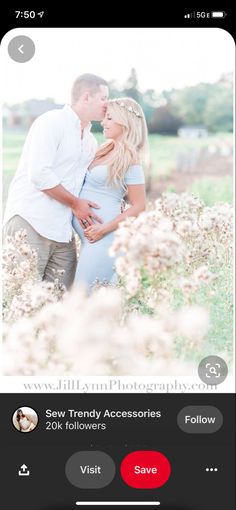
[3,105,98,242]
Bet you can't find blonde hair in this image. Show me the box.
[94,97,149,188]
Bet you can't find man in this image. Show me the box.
[3,74,109,288]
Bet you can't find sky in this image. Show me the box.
[1,27,234,104]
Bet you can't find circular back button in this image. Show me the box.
[8,36,35,63]
[120,450,171,489]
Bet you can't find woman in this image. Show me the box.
[73,97,148,291]
[15,409,36,432]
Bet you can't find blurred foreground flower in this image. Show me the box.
[2,193,232,376]
[3,286,208,376]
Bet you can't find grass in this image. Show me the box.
[3,128,233,175]
[2,129,233,212]
[170,254,233,364]
[190,176,233,205]
[2,130,27,149]
[204,265,233,362]
[148,132,233,178]
[133,253,233,366]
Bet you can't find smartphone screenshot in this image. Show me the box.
[0,7,235,509]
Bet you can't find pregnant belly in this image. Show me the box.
[79,189,121,222]
[72,189,121,240]
[20,419,31,430]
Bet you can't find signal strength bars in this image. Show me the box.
[184,12,196,18]
[184,11,226,18]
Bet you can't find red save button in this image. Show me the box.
[120,450,171,489]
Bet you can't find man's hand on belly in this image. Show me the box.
[43,184,103,228]
[72,198,103,228]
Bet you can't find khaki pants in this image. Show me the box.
[3,215,77,289]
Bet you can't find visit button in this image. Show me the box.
[120,450,171,489]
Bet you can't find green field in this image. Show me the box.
[190,175,233,206]
[2,129,233,210]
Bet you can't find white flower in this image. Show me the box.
[175,306,209,343]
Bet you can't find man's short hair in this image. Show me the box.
[71,74,108,104]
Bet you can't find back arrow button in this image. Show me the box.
[8,36,35,62]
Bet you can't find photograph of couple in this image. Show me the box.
[2,28,234,379]
[3,74,147,292]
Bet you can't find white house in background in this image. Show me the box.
[178,125,208,138]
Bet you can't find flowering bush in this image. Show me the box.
[2,229,39,312]
[2,230,65,323]
[2,193,233,376]
[111,193,233,299]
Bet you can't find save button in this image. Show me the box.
[120,450,171,489]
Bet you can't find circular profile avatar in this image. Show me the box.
[12,406,38,433]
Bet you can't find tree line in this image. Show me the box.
[94,68,233,134]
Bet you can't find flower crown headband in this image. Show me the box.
[115,101,142,118]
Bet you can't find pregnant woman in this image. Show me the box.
[16,409,36,432]
[73,97,148,291]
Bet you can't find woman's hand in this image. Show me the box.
[84,224,107,243]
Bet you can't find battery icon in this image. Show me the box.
[211,11,226,18]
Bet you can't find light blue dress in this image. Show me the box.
[72,164,145,291]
